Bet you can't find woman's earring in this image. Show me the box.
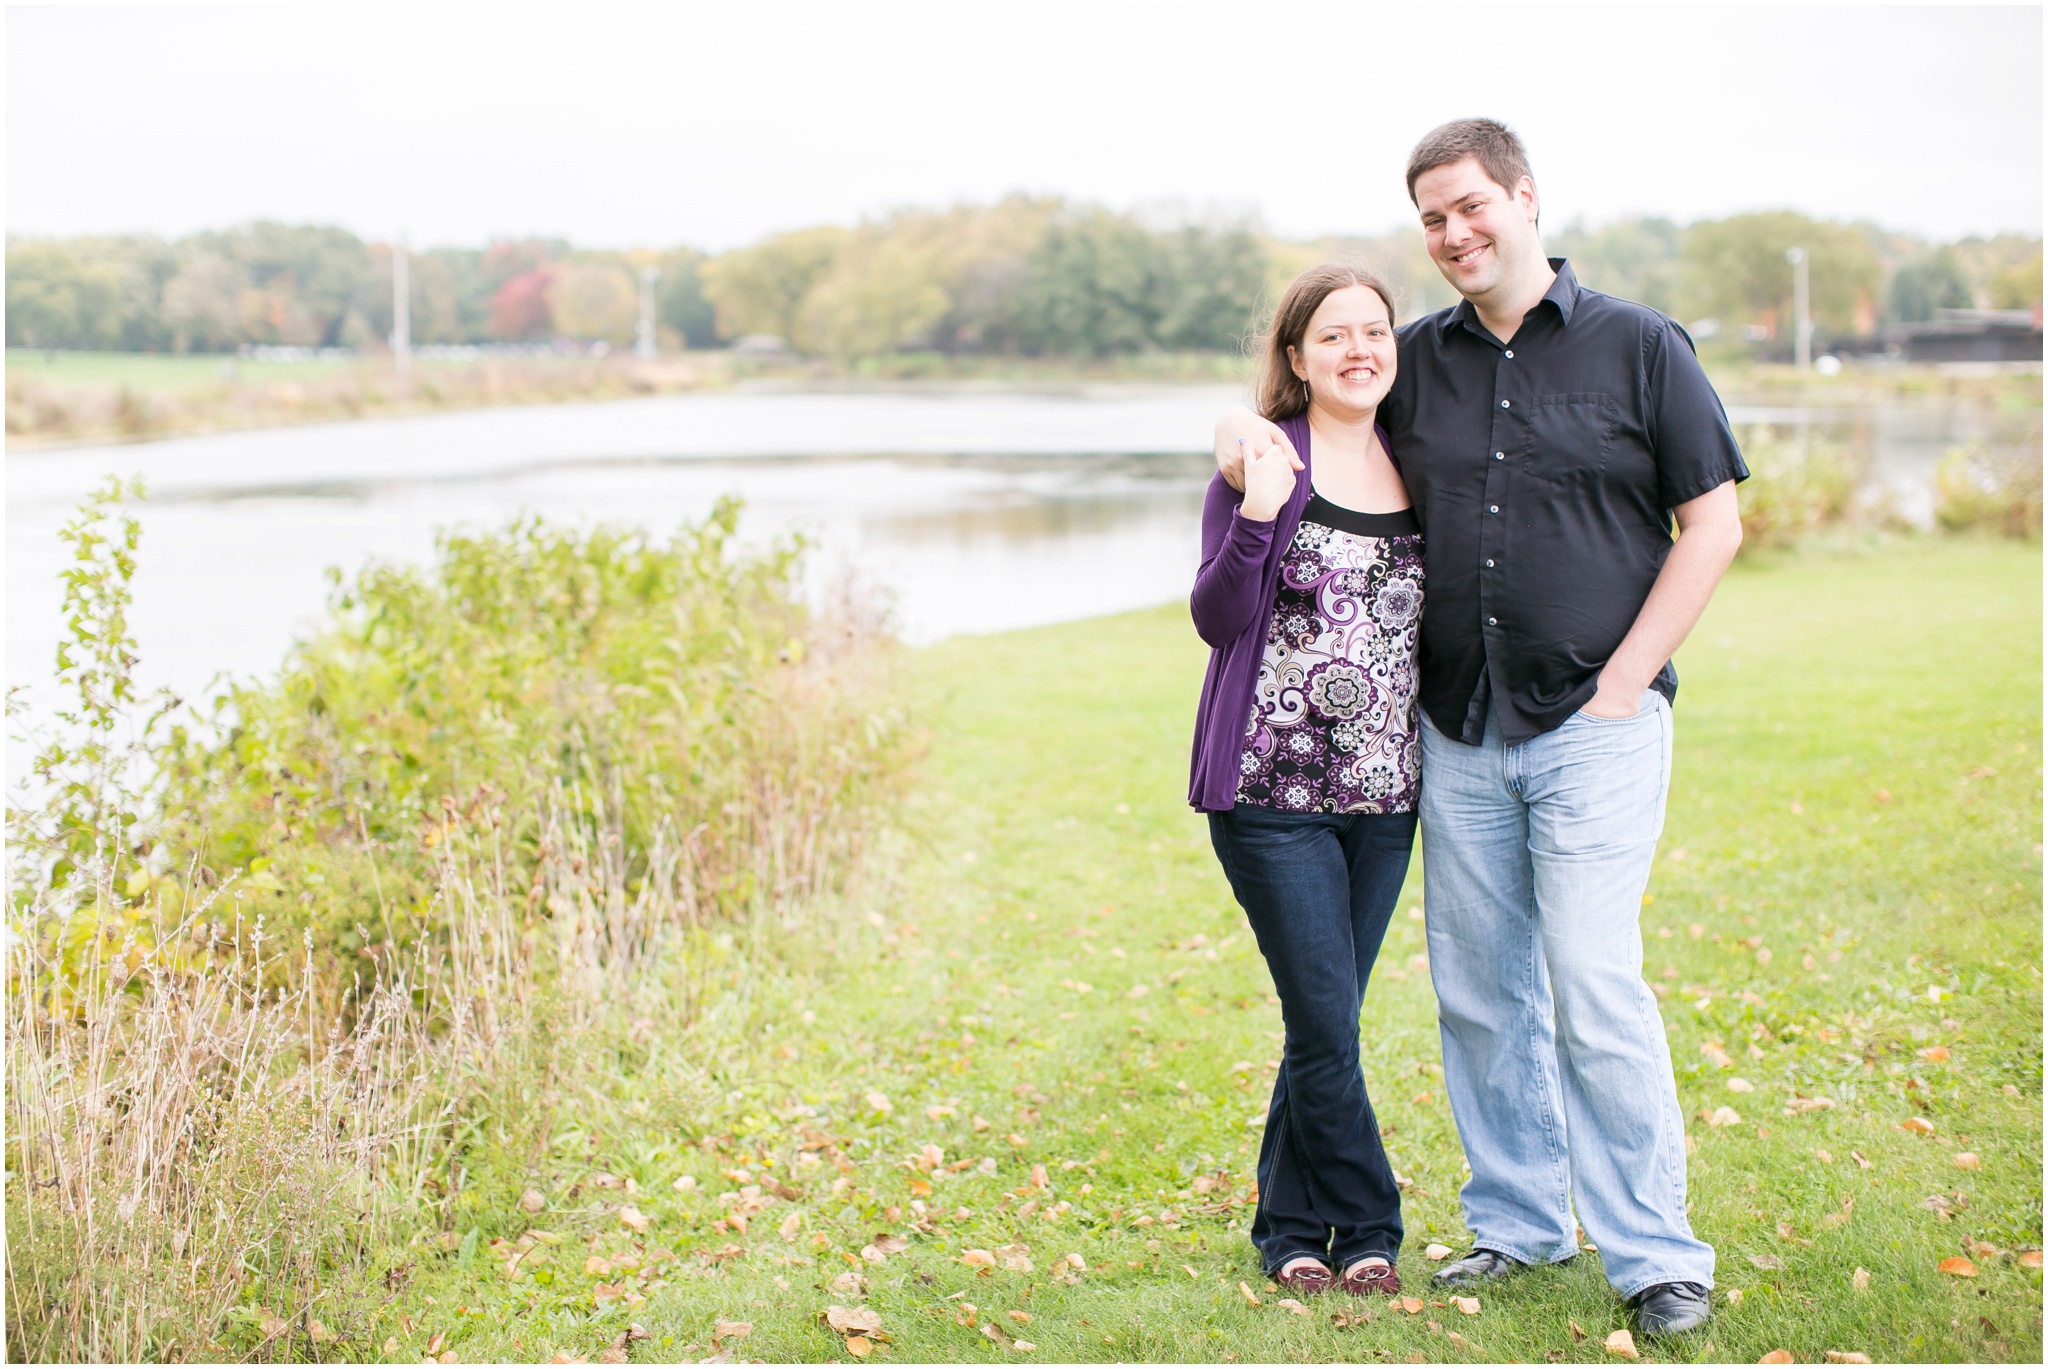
[1301,379,1311,404]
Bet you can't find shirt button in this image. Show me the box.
[1487,617,1498,626]
[1500,399,1511,408]
[1504,349,1515,358]
[1493,451,1504,460]
[1485,559,1496,568]
[1489,504,1500,514]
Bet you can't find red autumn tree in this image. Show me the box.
[489,267,555,340]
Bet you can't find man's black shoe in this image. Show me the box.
[1429,1248,1524,1287]
[1632,1281,1711,1336]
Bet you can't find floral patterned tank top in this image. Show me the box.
[1235,492,1425,814]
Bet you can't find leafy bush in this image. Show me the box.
[150,499,905,978]
[1935,441,2044,541]
[1734,429,1861,549]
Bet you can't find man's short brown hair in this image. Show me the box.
[1405,118,1534,204]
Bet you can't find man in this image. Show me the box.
[1212,118,1745,1336]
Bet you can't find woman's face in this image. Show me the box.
[1289,284,1396,417]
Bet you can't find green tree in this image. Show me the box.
[160,253,249,352]
[700,226,850,343]
[1151,223,1271,352]
[1014,210,1158,356]
[797,228,952,360]
[658,250,719,348]
[1550,217,1683,314]
[1888,248,1973,323]
[551,261,638,342]
[1988,247,2042,311]
[189,222,373,346]
[5,240,125,349]
[1681,212,1881,337]
[923,196,1058,353]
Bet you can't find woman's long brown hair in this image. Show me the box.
[1254,263,1399,421]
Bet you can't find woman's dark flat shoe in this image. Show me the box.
[1274,1261,1336,1296]
[1341,1261,1400,1297]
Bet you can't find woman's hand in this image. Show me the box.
[1240,441,1298,523]
[1215,407,1298,492]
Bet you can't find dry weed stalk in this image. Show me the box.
[3,786,753,1360]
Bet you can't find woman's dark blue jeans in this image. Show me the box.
[1208,803,1415,1275]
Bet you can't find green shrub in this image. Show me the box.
[153,499,906,981]
[1733,428,1861,549]
[1935,440,2044,540]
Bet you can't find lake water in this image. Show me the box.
[5,381,2032,773]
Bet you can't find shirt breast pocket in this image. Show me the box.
[1522,393,1619,484]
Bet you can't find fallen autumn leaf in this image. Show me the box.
[1604,1328,1639,1359]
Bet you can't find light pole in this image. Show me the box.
[637,265,660,361]
[1785,246,1812,371]
[391,236,412,388]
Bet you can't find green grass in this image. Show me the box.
[3,347,371,391]
[308,538,2038,1365]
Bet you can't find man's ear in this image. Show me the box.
[1518,175,1541,226]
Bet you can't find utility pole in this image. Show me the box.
[392,236,413,388]
[1785,246,1812,371]
[637,265,660,361]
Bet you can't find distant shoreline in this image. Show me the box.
[5,348,2037,453]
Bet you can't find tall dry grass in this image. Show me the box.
[5,482,909,1361]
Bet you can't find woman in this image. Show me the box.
[1188,264,1419,1298]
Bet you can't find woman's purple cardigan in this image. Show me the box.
[1186,414,1396,812]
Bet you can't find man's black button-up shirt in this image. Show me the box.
[1382,259,1748,746]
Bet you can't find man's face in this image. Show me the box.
[1413,158,1541,302]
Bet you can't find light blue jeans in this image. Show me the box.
[1418,692,1714,1297]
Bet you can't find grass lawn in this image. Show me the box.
[3,347,370,392]
[356,538,2040,1365]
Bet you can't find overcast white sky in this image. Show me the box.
[6,4,2041,250]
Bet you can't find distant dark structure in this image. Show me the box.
[1895,308,2043,363]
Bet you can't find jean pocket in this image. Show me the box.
[1571,690,1662,725]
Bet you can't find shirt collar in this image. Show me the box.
[1444,257,1582,341]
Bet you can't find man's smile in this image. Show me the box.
[1444,240,1492,269]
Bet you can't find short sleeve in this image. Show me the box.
[1645,319,1749,509]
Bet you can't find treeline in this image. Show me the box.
[6,200,2040,359]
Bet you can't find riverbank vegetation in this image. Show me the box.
[6,473,2040,1360]
[4,485,909,1360]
